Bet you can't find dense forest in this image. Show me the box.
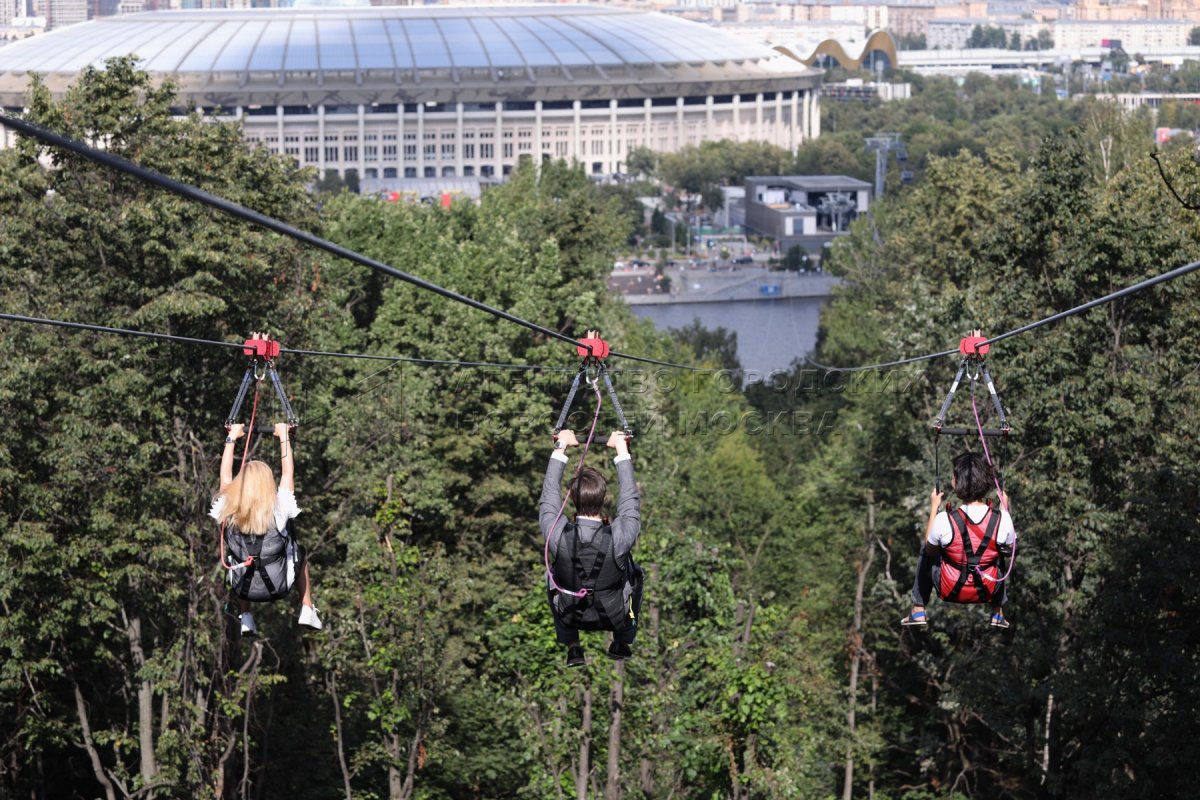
[2,60,1200,799]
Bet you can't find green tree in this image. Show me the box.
[0,58,342,797]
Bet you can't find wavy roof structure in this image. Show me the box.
[773,30,898,70]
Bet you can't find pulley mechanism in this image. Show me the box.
[554,330,631,438]
[225,332,299,434]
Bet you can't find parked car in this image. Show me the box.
[733,255,754,264]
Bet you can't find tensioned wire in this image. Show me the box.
[0,312,569,372]
[0,111,706,373]
[805,257,1200,372]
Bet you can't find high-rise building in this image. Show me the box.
[0,0,19,24]
[45,0,85,27]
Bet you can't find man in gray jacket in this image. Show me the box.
[540,429,642,667]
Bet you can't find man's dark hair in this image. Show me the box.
[571,467,607,517]
[951,451,993,503]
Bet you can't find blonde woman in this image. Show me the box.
[212,422,322,636]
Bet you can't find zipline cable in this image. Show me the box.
[805,257,1200,372]
[0,112,704,373]
[0,312,568,372]
[0,312,247,351]
[977,257,1200,349]
[805,348,959,373]
[0,112,585,352]
[608,348,714,372]
[281,345,572,372]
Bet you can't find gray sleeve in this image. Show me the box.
[539,455,570,558]
[611,458,641,560]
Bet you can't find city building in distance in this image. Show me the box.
[743,175,872,255]
[0,5,822,187]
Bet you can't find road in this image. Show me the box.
[609,266,839,305]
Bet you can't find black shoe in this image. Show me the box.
[566,644,586,668]
[607,641,632,660]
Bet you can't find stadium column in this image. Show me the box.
[277,105,285,161]
[397,105,405,177]
[456,102,464,177]
[609,98,618,176]
[494,101,503,178]
[791,90,800,149]
[811,89,820,139]
[706,95,714,138]
[775,91,784,148]
[534,100,543,175]
[643,98,651,149]
[756,92,764,142]
[357,104,366,180]
[802,90,812,142]
[733,94,741,142]
[573,99,581,162]
[318,104,326,176]
[676,96,684,151]
[417,102,425,178]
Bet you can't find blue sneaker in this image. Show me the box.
[900,609,927,627]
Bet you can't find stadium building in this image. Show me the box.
[0,5,823,183]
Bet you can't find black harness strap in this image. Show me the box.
[570,524,610,587]
[944,508,1000,603]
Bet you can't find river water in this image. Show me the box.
[630,296,828,377]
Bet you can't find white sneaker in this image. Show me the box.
[239,611,258,637]
[298,605,323,631]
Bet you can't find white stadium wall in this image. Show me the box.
[0,5,823,179]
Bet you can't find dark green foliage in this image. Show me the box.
[0,61,846,800]
[4,57,1198,800]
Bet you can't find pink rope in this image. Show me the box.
[544,376,603,598]
[970,380,1017,584]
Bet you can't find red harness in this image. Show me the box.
[937,505,1002,604]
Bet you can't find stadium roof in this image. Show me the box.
[0,6,818,107]
[0,6,784,78]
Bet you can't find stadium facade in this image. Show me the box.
[0,6,823,181]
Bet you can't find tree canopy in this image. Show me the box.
[2,59,1200,800]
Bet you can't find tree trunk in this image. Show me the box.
[328,671,354,800]
[125,612,159,791]
[387,731,404,800]
[639,563,661,798]
[1041,692,1054,784]
[576,686,592,800]
[604,660,625,800]
[842,492,875,800]
[73,680,117,800]
[868,673,877,800]
[399,725,423,800]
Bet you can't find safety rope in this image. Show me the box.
[969,376,1017,585]
[543,373,604,599]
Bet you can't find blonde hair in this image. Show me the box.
[219,460,277,535]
